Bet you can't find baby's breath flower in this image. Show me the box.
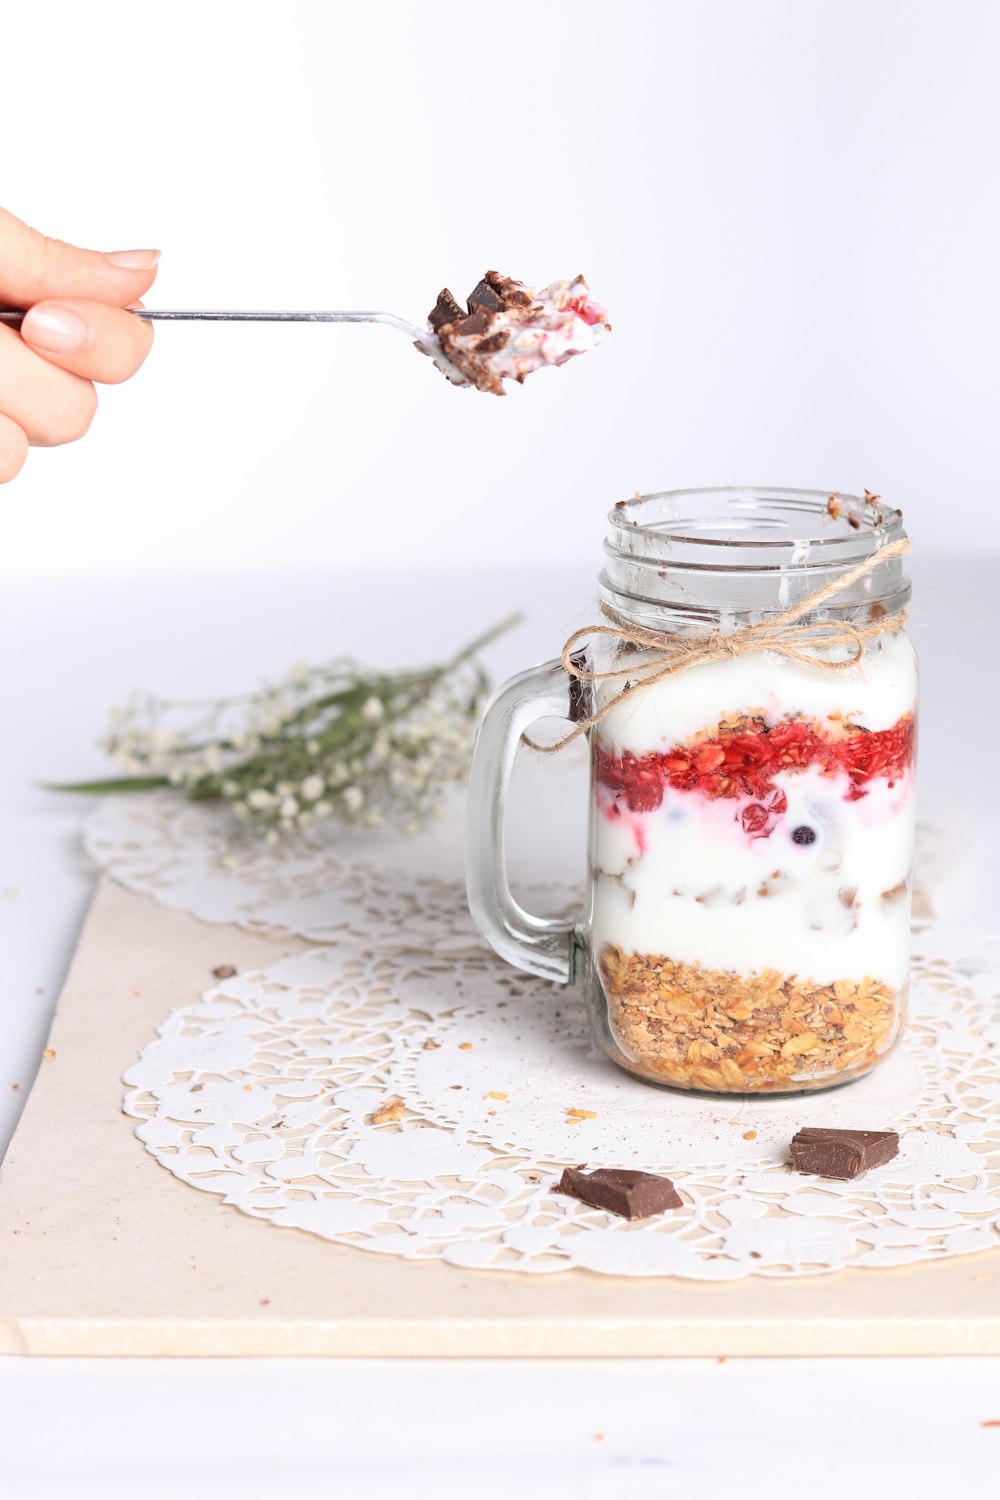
[67,615,519,841]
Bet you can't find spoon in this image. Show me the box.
[0,306,468,382]
[0,273,610,394]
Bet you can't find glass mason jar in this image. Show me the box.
[466,488,917,1096]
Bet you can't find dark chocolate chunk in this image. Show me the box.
[427,288,465,332]
[466,277,507,315]
[556,1166,683,1220]
[567,647,591,724]
[475,329,511,354]
[789,1127,899,1180]
[452,307,493,339]
[476,269,533,309]
[791,825,817,845]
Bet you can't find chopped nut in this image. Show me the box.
[485,1090,508,1100]
[458,1042,474,1051]
[743,1129,757,1140]
[212,964,237,980]
[566,1107,598,1120]
[371,1098,406,1125]
[42,1048,56,1060]
[826,494,842,520]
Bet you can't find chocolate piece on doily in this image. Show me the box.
[555,1166,683,1220]
[789,1127,899,1180]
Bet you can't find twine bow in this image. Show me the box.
[530,536,910,752]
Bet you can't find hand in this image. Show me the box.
[0,207,159,483]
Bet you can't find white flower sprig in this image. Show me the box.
[57,616,520,841]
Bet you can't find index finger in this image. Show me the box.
[0,206,159,309]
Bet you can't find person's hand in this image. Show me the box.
[0,207,159,483]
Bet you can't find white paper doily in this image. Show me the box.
[85,792,577,955]
[124,922,1000,1279]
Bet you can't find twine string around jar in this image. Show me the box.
[526,536,911,752]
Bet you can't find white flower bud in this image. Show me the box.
[361,696,384,722]
[301,775,325,802]
[342,786,365,815]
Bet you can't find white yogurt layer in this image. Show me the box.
[596,630,917,753]
[588,632,918,989]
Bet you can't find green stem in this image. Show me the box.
[48,775,172,795]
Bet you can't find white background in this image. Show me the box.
[0,0,998,576]
[2,6,999,1496]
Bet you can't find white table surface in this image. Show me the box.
[0,560,995,1499]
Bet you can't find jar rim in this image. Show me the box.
[601,486,910,626]
[607,487,905,559]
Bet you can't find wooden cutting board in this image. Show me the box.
[1,876,997,1357]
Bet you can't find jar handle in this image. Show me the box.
[466,659,577,984]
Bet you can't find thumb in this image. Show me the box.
[0,207,159,309]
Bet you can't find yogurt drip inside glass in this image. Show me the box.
[583,488,916,1094]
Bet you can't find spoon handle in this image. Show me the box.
[0,308,429,340]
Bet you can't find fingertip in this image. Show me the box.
[0,415,29,483]
[104,249,160,270]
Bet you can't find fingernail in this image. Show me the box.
[104,248,161,269]
[22,305,87,352]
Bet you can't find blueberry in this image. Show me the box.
[791,825,817,846]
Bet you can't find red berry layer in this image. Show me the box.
[594,713,915,833]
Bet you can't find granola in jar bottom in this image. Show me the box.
[586,634,917,1095]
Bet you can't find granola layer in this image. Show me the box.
[599,944,900,1093]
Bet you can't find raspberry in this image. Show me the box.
[741,802,770,835]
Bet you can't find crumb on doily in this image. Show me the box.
[212,964,238,980]
[42,1048,56,1060]
[486,1090,508,1100]
[567,1107,598,1121]
[371,1098,406,1125]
